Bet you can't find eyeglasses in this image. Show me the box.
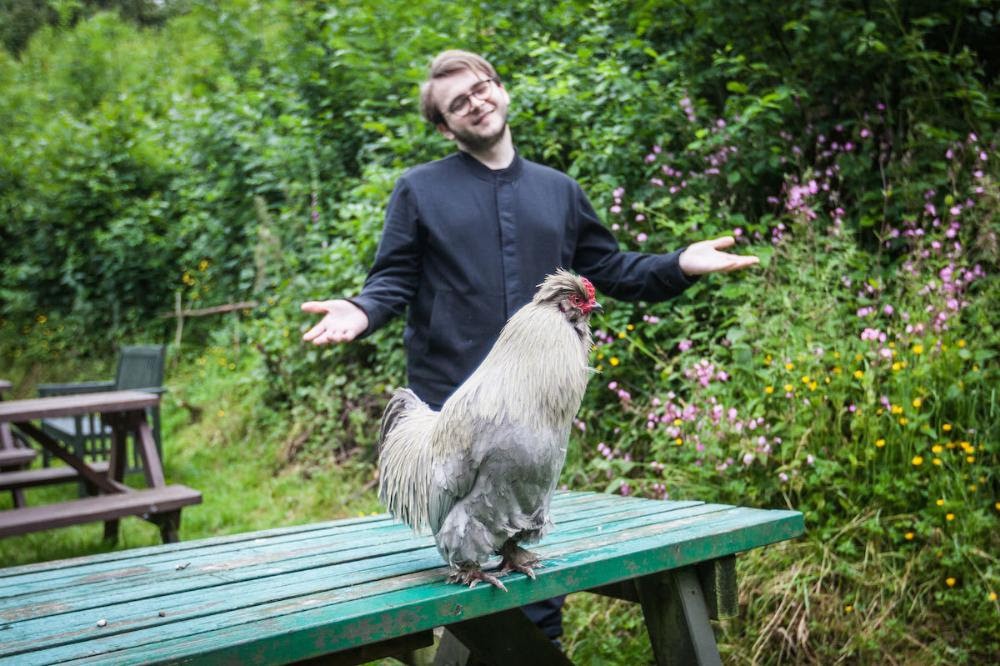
[445,78,499,117]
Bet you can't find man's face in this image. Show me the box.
[433,67,510,152]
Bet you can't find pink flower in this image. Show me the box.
[678,339,693,352]
[636,233,648,243]
[742,453,754,466]
[610,205,622,214]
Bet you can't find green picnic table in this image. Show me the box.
[0,490,803,665]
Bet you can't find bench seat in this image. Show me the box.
[0,484,201,542]
[0,461,111,491]
[0,447,37,467]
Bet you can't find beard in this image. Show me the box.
[446,106,508,152]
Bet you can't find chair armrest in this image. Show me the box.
[37,380,116,397]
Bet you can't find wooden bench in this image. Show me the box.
[0,391,202,544]
[0,490,803,665]
[0,461,110,491]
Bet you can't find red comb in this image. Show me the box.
[580,276,595,301]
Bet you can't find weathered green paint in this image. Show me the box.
[638,568,722,666]
[0,492,804,665]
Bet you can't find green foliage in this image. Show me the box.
[0,0,997,662]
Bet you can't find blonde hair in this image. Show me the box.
[419,50,500,125]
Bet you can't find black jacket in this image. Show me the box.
[350,151,694,408]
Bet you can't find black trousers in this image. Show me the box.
[521,595,566,641]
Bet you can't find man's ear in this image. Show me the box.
[436,122,455,141]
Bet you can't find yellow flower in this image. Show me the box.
[912,398,922,408]
[891,362,902,371]
[942,423,952,432]
[898,417,908,426]
[875,439,886,448]
[784,383,794,392]
[932,458,942,466]
[675,438,683,446]
[626,324,635,331]
[833,351,841,359]
[833,366,842,374]
[844,604,854,613]
[935,498,944,506]
[913,344,924,354]
[904,531,914,541]
[785,362,795,371]
[36,314,48,325]
[966,456,975,464]
[989,591,997,601]
[996,502,1000,511]
[945,577,956,587]
[853,370,864,379]
[198,259,210,271]
[764,354,773,365]
[764,386,774,394]
[957,339,966,348]
[932,444,943,454]
[945,513,955,521]
[854,353,863,361]
[911,455,924,466]
[801,375,809,383]
[891,405,903,415]
[596,352,605,360]
[673,418,683,426]
[610,357,620,366]
[617,331,627,339]
[809,381,818,391]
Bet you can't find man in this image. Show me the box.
[302,49,757,644]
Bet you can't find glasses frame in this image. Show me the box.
[444,77,500,118]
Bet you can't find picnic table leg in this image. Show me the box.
[636,567,723,666]
[102,419,130,543]
[434,607,574,666]
[154,510,182,544]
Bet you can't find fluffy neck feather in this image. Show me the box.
[443,302,592,430]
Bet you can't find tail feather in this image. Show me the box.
[377,388,438,531]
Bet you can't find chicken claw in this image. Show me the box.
[448,565,508,591]
[498,543,541,579]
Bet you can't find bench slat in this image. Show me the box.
[0,491,641,594]
[0,462,111,491]
[0,448,37,467]
[0,486,201,537]
[0,497,710,611]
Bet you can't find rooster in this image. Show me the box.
[377,270,601,590]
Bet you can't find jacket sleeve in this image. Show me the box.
[570,183,697,301]
[348,178,422,336]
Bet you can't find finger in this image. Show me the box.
[300,301,330,313]
[710,235,736,250]
[724,256,760,272]
[302,324,326,341]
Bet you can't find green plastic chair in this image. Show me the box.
[38,345,166,474]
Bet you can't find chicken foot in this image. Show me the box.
[448,564,508,591]
[498,541,541,580]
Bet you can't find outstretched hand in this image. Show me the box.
[678,236,759,276]
[300,299,369,345]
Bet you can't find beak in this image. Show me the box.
[590,301,603,315]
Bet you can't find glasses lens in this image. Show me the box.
[449,79,494,116]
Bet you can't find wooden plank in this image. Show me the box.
[0,503,739,654]
[0,499,728,624]
[1,495,711,604]
[0,485,201,537]
[0,448,36,466]
[0,391,159,422]
[295,630,433,665]
[0,462,111,491]
[0,491,653,598]
[7,505,802,664]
